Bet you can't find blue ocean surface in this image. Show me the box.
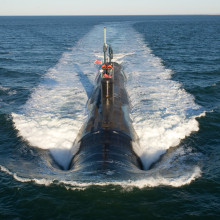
[0,16,219,219]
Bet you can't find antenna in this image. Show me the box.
[109,45,113,63]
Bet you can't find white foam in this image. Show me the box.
[113,52,135,64]
[0,85,16,95]
[0,85,9,91]
[0,164,201,189]
[61,168,201,190]
[0,165,54,186]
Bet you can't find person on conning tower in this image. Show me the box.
[101,63,113,78]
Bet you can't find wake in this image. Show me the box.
[10,22,204,188]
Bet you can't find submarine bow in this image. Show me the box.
[69,28,143,174]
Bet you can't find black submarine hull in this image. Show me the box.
[69,63,143,174]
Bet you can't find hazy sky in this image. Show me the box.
[0,0,219,16]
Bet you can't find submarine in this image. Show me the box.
[69,27,143,175]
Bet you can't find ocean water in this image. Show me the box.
[0,16,219,219]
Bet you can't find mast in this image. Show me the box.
[101,27,114,126]
[103,27,107,64]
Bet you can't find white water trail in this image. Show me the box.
[12,29,101,169]
[12,23,204,187]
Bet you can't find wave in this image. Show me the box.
[0,85,17,96]
[0,164,201,189]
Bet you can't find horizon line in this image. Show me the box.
[0,14,220,17]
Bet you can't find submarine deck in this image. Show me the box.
[84,62,134,139]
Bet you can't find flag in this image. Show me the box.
[94,59,102,64]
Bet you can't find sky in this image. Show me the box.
[0,0,219,16]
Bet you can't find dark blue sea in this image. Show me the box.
[0,15,219,219]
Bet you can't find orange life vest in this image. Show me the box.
[101,64,107,69]
[101,64,113,70]
[107,64,113,69]
[103,73,112,78]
